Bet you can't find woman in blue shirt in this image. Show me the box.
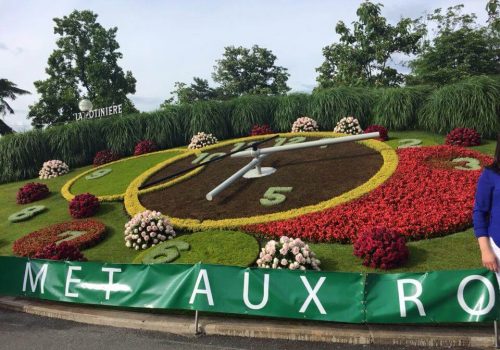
[474,136,500,272]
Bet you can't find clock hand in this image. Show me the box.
[231,132,380,158]
[138,134,279,190]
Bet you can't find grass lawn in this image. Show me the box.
[70,151,181,197]
[0,130,495,272]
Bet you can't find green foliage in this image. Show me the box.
[212,45,290,96]
[228,95,277,136]
[188,100,231,139]
[373,86,432,130]
[419,76,500,138]
[28,10,137,127]
[273,93,312,132]
[316,1,425,88]
[409,5,500,85]
[0,78,30,117]
[165,77,223,105]
[310,87,374,129]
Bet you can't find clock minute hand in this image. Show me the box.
[230,132,380,158]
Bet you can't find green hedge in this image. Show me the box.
[1,76,499,184]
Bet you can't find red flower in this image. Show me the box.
[13,219,106,257]
[69,193,100,218]
[446,128,481,147]
[250,124,274,136]
[353,227,409,269]
[134,140,158,156]
[364,125,389,141]
[16,182,49,204]
[93,149,120,167]
[33,242,87,261]
[244,146,492,243]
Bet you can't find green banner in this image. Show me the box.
[0,256,498,323]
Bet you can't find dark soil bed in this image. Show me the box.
[140,138,383,221]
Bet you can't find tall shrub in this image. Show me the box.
[188,100,231,139]
[373,86,432,130]
[419,76,500,138]
[228,95,276,136]
[273,93,311,132]
[310,87,374,130]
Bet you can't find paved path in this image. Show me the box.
[0,309,481,350]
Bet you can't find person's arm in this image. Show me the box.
[473,170,497,271]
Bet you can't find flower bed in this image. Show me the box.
[257,236,321,270]
[245,146,492,242]
[12,220,106,257]
[39,160,69,179]
[93,149,120,166]
[291,117,319,132]
[364,125,389,141]
[134,140,158,155]
[334,116,363,135]
[446,128,481,147]
[250,124,273,136]
[33,242,87,261]
[69,193,100,218]
[188,132,218,149]
[124,210,176,250]
[16,182,49,204]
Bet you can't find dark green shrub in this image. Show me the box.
[228,95,276,136]
[188,100,231,139]
[419,76,500,138]
[273,93,311,132]
[373,86,432,130]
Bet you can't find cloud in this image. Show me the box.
[0,42,8,50]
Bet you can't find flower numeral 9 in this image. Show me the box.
[260,187,293,207]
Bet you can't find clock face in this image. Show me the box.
[134,133,394,228]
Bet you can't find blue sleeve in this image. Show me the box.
[473,169,494,238]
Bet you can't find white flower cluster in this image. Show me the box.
[334,116,363,135]
[124,210,176,250]
[188,132,218,149]
[291,117,319,133]
[38,160,70,179]
[257,236,321,271]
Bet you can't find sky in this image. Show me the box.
[0,0,490,131]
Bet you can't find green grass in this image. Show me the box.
[134,231,259,267]
[311,230,480,273]
[0,130,496,272]
[70,151,180,197]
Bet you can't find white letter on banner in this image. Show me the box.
[397,279,426,317]
[299,276,326,314]
[22,262,48,294]
[243,272,269,310]
[189,269,214,306]
[102,267,122,300]
[65,266,82,298]
[457,275,495,316]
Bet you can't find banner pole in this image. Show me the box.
[194,310,200,335]
[495,320,499,348]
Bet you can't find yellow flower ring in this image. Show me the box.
[61,147,188,202]
[124,132,398,231]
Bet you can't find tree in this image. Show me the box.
[0,78,30,117]
[408,4,500,85]
[316,1,426,88]
[28,10,137,127]
[212,45,290,96]
[164,77,222,105]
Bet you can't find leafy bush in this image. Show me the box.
[250,124,273,136]
[16,182,49,204]
[93,149,120,167]
[69,193,100,218]
[188,132,218,149]
[334,116,363,135]
[134,140,158,155]
[273,93,311,132]
[188,100,230,139]
[373,86,431,130]
[124,210,176,250]
[353,227,409,269]
[445,128,481,147]
[419,76,500,138]
[364,125,389,141]
[33,242,87,261]
[311,87,374,130]
[291,116,319,132]
[229,95,276,136]
[39,160,69,179]
[256,236,321,270]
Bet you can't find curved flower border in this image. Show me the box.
[124,132,398,231]
[61,148,187,202]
